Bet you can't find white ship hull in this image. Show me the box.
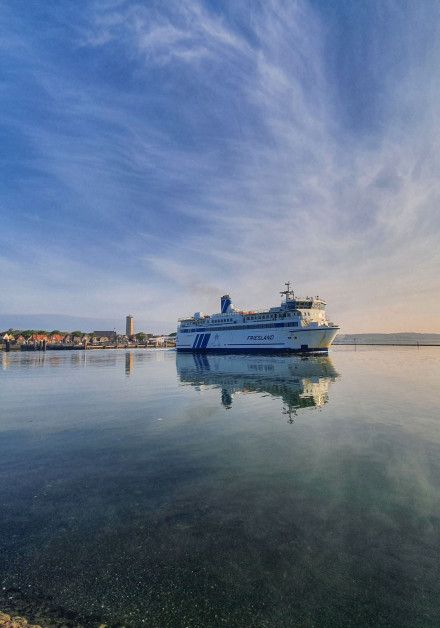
[176,325,338,353]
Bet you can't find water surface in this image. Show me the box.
[1,347,439,627]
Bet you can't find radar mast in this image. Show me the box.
[280,281,295,302]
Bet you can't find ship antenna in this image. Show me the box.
[280,281,294,301]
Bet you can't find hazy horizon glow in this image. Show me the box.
[1,1,440,333]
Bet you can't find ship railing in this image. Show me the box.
[178,317,209,323]
[301,321,335,328]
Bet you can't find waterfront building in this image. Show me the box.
[147,335,176,348]
[93,331,117,343]
[49,333,64,344]
[30,333,49,343]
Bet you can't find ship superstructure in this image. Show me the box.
[176,283,339,353]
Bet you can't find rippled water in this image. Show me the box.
[1,347,440,627]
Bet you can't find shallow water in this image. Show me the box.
[1,347,439,627]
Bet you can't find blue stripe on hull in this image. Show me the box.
[190,332,212,350]
[201,333,211,348]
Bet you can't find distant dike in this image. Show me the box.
[335,333,440,345]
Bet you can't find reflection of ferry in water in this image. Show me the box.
[176,283,339,353]
[176,352,338,419]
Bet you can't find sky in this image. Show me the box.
[1,0,440,333]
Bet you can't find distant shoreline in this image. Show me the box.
[2,343,440,353]
[1,344,173,352]
[334,342,440,346]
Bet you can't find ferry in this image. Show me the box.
[176,283,339,353]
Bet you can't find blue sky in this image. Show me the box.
[1,0,440,333]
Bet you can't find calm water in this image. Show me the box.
[1,347,440,627]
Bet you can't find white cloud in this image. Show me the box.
[2,0,440,332]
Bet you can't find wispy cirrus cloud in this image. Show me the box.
[82,1,248,64]
[1,0,439,331]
